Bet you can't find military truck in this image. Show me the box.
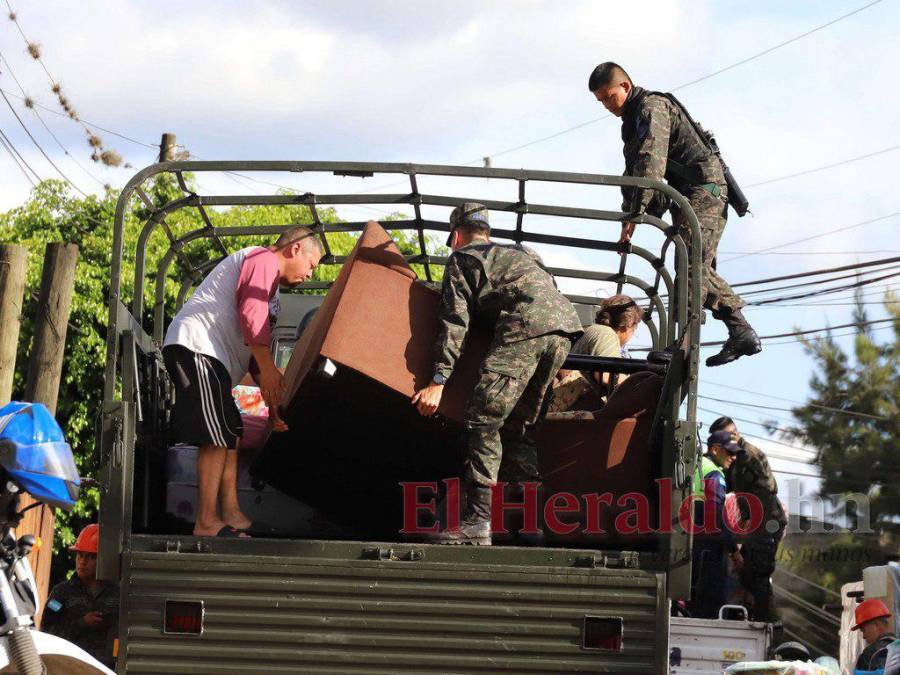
[98,161,705,673]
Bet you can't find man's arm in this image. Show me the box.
[412,255,476,417]
[236,251,286,429]
[627,96,672,216]
[433,255,476,379]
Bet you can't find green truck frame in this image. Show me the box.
[98,161,704,674]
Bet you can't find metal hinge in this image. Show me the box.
[573,551,640,569]
[361,547,424,562]
[162,540,211,554]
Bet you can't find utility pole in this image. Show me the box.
[159,132,176,162]
[0,244,27,405]
[21,243,79,615]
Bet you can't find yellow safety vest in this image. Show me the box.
[692,455,723,501]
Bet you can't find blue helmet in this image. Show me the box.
[0,402,80,510]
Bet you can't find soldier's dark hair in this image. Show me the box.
[454,221,490,239]
[274,225,323,254]
[588,62,632,92]
[595,294,641,331]
[710,416,736,433]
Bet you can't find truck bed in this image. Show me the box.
[119,536,668,673]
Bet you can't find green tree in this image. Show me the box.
[783,294,899,535]
[0,177,436,573]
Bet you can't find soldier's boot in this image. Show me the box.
[706,309,762,367]
[430,481,492,546]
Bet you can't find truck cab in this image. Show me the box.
[98,161,705,673]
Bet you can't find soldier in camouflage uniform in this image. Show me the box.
[41,524,119,668]
[711,417,786,622]
[412,203,583,545]
[588,62,761,367]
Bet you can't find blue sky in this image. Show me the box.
[1,0,897,508]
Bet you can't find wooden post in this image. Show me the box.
[159,132,176,162]
[0,244,28,405]
[20,243,79,615]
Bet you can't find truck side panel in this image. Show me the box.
[120,547,668,673]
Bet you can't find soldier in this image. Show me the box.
[42,524,120,668]
[711,416,787,622]
[412,203,583,545]
[588,62,761,367]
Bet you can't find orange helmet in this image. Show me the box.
[852,598,891,630]
[69,524,99,554]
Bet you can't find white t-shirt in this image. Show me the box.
[164,247,280,384]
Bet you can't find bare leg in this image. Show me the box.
[220,448,252,530]
[193,443,230,536]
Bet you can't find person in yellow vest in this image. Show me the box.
[689,430,744,618]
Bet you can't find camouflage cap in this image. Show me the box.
[447,202,490,246]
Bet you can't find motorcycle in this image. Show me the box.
[0,401,114,674]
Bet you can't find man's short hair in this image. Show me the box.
[588,62,632,92]
[274,226,323,254]
[709,416,736,433]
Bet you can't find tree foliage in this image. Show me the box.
[782,294,899,536]
[0,177,434,569]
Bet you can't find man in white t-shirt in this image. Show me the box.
[163,226,323,537]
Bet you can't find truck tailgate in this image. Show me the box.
[120,538,668,674]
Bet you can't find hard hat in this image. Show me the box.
[773,640,810,661]
[852,598,892,630]
[69,524,99,554]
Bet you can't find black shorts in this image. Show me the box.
[163,344,243,449]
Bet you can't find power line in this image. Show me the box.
[746,270,900,305]
[0,124,39,181]
[0,50,105,187]
[700,316,895,346]
[0,126,34,185]
[721,250,900,256]
[479,0,883,162]
[721,211,900,263]
[746,143,900,188]
[702,379,893,420]
[733,255,900,288]
[0,86,87,195]
[774,567,842,600]
[738,264,900,298]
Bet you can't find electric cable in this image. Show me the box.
[0,50,105,187]
[699,395,885,422]
[701,379,893,420]
[733,255,900,288]
[746,143,900,188]
[477,0,884,162]
[721,211,900,263]
[699,316,896,347]
[774,567,842,600]
[0,86,87,195]
[748,269,900,305]
[0,124,39,181]
[0,127,34,185]
[737,265,900,298]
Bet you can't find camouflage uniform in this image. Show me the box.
[726,437,787,622]
[42,576,120,667]
[435,241,582,486]
[621,86,744,314]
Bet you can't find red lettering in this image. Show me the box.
[615,492,652,535]
[544,492,580,535]
[656,477,673,534]
[584,492,613,534]
[398,481,439,534]
[491,482,540,534]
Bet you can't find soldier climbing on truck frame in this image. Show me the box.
[588,61,762,367]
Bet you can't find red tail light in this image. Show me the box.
[164,600,204,635]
